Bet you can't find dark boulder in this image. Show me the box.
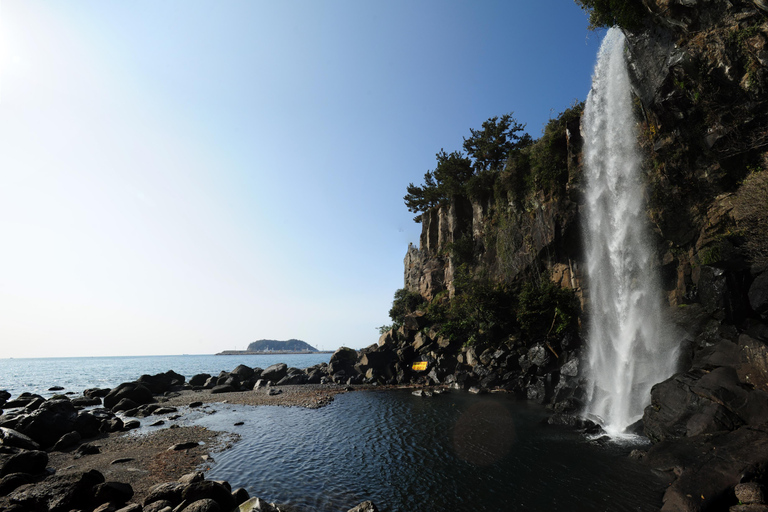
[183,498,221,512]
[181,480,236,512]
[644,425,768,512]
[329,347,358,375]
[0,427,40,450]
[93,481,134,506]
[276,373,308,386]
[103,383,154,410]
[5,468,104,512]
[230,365,255,382]
[0,450,48,476]
[143,481,184,506]
[15,399,78,448]
[83,388,111,399]
[190,373,211,387]
[261,363,288,383]
[74,442,101,458]
[112,398,139,413]
[136,370,186,394]
[750,272,768,320]
[52,431,82,451]
[4,393,43,409]
[210,385,236,394]
[0,472,36,497]
[71,396,102,408]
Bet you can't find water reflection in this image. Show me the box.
[196,390,665,512]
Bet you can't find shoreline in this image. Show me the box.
[0,368,374,512]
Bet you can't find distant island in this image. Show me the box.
[216,339,330,355]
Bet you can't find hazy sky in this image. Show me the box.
[0,1,604,358]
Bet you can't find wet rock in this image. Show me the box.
[210,385,236,395]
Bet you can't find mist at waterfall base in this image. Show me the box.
[582,28,680,436]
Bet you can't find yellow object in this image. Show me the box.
[412,361,428,371]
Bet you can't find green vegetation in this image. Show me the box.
[573,0,647,30]
[403,113,532,222]
[517,279,581,342]
[426,265,516,348]
[508,102,585,201]
[388,288,426,327]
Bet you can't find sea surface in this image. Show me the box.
[0,353,330,398]
[1,355,668,511]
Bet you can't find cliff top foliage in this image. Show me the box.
[403,113,532,222]
[403,103,583,222]
[573,0,647,30]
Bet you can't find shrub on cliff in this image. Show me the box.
[516,279,580,342]
[388,288,426,327]
[574,0,647,30]
[427,265,516,347]
[404,113,531,222]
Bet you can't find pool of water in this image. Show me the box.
[195,389,667,512]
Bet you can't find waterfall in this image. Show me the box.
[581,28,679,436]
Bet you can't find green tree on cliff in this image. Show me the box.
[574,0,647,30]
[404,113,531,222]
[463,113,531,172]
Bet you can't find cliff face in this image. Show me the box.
[403,114,586,304]
[386,4,768,509]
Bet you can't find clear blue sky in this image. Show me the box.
[0,1,605,357]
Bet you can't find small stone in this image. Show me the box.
[234,421,244,426]
[736,482,766,505]
[110,458,135,465]
[168,442,200,451]
[189,401,203,408]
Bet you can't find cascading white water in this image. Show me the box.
[582,28,679,436]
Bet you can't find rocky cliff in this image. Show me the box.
[344,2,768,510]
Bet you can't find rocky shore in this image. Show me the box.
[0,358,378,512]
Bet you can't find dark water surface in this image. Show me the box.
[198,389,666,512]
